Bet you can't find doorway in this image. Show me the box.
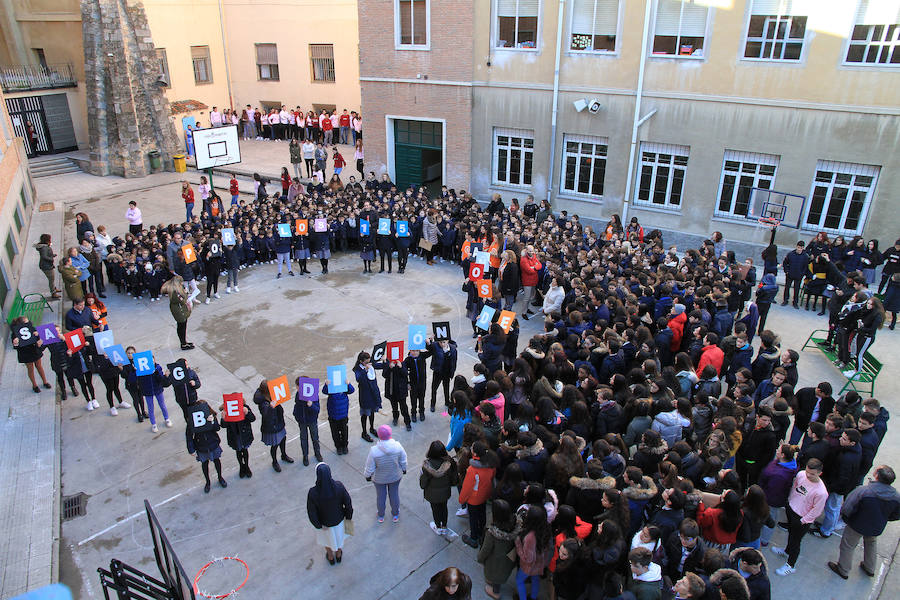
[392,119,442,197]
[6,94,76,157]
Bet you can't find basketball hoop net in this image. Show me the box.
[757,216,781,229]
[194,556,249,599]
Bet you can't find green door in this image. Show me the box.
[393,120,442,196]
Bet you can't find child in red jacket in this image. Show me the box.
[460,441,496,548]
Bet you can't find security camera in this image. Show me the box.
[587,99,603,114]
[573,99,588,113]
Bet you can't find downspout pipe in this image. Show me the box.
[218,0,234,110]
[546,0,566,206]
[622,0,653,223]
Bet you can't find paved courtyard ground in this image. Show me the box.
[14,166,898,600]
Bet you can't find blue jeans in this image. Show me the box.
[820,492,844,535]
[516,569,539,600]
[340,126,349,144]
[760,506,781,544]
[298,421,320,458]
[185,202,194,222]
[374,480,400,518]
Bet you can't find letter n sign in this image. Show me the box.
[268,375,290,407]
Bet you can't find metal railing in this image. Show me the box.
[0,63,76,93]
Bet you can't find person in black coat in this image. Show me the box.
[220,400,256,478]
[736,407,779,489]
[499,252,520,311]
[798,422,829,468]
[94,352,129,415]
[121,346,148,421]
[781,241,811,308]
[418,567,473,600]
[254,380,293,472]
[185,399,227,493]
[376,216,395,273]
[789,382,833,444]
[663,519,705,582]
[816,429,863,537]
[383,359,411,430]
[307,462,353,565]
[428,338,458,410]
[9,317,51,394]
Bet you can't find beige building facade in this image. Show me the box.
[0,0,361,154]
[360,0,900,245]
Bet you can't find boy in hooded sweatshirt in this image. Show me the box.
[628,547,663,600]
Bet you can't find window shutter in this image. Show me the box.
[594,0,619,35]
[680,3,708,37]
[518,0,540,17]
[641,141,690,156]
[856,0,900,24]
[256,44,278,64]
[191,46,208,59]
[749,0,785,15]
[656,0,684,36]
[723,150,780,166]
[751,0,817,16]
[495,127,534,139]
[571,0,594,34]
[498,0,519,17]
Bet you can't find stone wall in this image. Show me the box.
[81,0,179,177]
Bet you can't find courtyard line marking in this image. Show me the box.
[77,493,182,546]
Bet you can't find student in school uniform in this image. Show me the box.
[383,358,412,431]
[311,215,331,274]
[253,379,294,472]
[136,359,171,433]
[404,346,432,422]
[376,214,395,273]
[359,216,375,273]
[185,398,227,493]
[353,351,386,442]
[323,379,355,455]
[428,337,458,411]
[293,223,312,275]
[219,399,255,478]
[293,376,324,466]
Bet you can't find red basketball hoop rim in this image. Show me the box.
[757,217,781,228]
[193,556,249,599]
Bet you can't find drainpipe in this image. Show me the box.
[622,0,653,224]
[217,0,234,110]
[546,0,566,207]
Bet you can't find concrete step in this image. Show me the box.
[29,156,82,178]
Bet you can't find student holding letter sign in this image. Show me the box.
[427,334,458,411]
[9,316,51,394]
[185,398,227,493]
[293,376,323,466]
[353,352,385,443]
[220,393,256,478]
[133,352,172,432]
[253,379,294,472]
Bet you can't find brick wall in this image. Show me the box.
[358,0,475,192]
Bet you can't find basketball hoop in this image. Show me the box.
[193,556,249,599]
[757,216,781,229]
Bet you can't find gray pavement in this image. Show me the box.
[0,164,894,599]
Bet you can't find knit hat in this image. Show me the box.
[672,303,685,315]
[377,425,392,440]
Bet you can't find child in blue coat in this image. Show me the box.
[353,351,386,442]
[323,380,355,454]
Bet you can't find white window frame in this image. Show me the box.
[842,1,900,67]
[394,0,431,50]
[742,1,809,63]
[493,127,535,188]
[802,160,880,236]
[714,150,780,220]
[568,0,622,55]
[559,134,608,199]
[650,0,712,60]
[493,0,542,51]
[634,142,689,210]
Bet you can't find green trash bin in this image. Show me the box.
[148,150,161,171]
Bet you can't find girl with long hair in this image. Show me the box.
[515,505,552,600]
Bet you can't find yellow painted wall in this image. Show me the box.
[221,0,361,112]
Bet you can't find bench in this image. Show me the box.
[5,290,53,326]
[801,328,882,396]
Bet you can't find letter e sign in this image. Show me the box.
[222,393,245,422]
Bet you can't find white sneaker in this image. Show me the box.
[775,564,795,576]
[842,369,858,377]
[770,546,788,558]
[205,297,210,304]
[443,528,459,541]
[86,402,94,412]
[92,399,100,409]
[151,424,159,433]
[455,506,468,516]
[165,419,173,428]
[226,287,232,293]
[234,286,240,292]
[430,522,441,535]
[110,407,118,416]
[215,293,221,299]
[118,401,131,409]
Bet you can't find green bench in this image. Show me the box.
[801,328,882,396]
[5,290,53,326]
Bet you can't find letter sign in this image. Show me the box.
[372,341,387,362]
[397,221,410,237]
[326,365,348,393]
[132,350,155,376]
[15,323,37,346]
[298,377,319,403]
[295,219,308,235]
[268,375,290,407]
[498,310,516,333]
[277,223,291,237]
[477,279,492,299]
[182,244,196,263]
[105,344,129,366]
[37,323,61,345]
[475,306,496,331]
[468,262,485,282]
[432,321,451,341]
[386,341,405,363]
[222,392,245,422]
[64,329,86,353]
[221,228,236,245]
[378,218,391,235]
[314,218,328,232]
[409,325,427,350]
[94,330,115,354]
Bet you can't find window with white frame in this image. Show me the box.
[397,0,428,46]
[496,0,540,49]
[561,134,607,197]
[570,0,619,52]
[715,151,779,218]
[744,0,808,61]
[256,44,279,80]
[653,0,709,57]
[636,142,689,209]
[494,128,534,187]
[846,1,900,65]
[804,161,879,235]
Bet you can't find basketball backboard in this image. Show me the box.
[145,500,195,600]
[192,125,241,170]
[746,188,806,229]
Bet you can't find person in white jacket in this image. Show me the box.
[542,278,564,315]
[364,425,408,523]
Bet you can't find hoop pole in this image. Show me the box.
[769,224,777,246]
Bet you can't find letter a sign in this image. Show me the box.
[268,375,290,407]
